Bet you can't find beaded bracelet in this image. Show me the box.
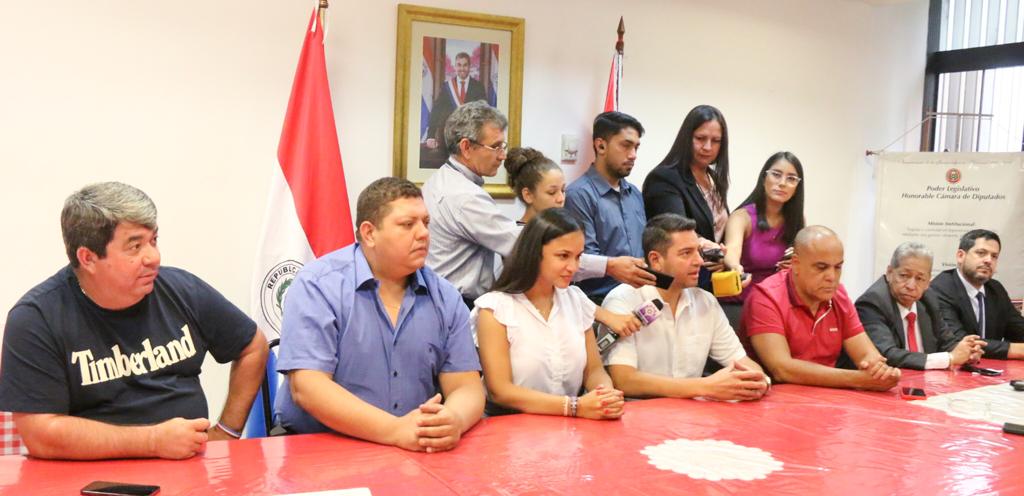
[570,396,579,417]
[216,421,242,439]
[562,395,570,417]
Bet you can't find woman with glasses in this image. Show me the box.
[504,147,565,225]
[719,151,806,326]
[473,208,630,418]
[643,105,732,289]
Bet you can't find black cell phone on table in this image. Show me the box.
[961,364,1002,376]
[1004,422,1024,436]
[900,387,927,400]
[643,267,674,289]
[82,481,160,496]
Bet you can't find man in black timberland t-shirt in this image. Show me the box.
[0,182,268,460]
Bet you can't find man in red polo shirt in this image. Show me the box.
[740,226,900,391]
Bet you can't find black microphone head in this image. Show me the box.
[651,299,664,310]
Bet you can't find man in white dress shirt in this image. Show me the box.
[422,101,654,307]
[603,213,769,401]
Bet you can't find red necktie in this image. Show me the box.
[906,312,919,352]
[459,81,466,104]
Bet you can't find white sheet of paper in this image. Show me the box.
[276,489,372,496]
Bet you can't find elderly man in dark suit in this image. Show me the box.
[930,229,1024,361]
[855,242,983,370]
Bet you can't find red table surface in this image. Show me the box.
[2,359,1021,495]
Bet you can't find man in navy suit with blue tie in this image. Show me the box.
[930,230,1024,361]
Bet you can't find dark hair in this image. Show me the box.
[504,147,560,202]
[455,52,471,62]
[642,213,697,263]
[592,111,645,152]
[737,151,806,246]
[491,208,582,294]
[356,177,422,242]
[656,105,730,205]
[958,229,1001,251]
[62,182,158,268]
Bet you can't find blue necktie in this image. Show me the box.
[975,292,986,339]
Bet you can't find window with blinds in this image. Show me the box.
[923,0,1024,152]
[939,0,1022,50]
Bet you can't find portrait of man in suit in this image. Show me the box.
[420,40,499,170]
[854,242,983,370]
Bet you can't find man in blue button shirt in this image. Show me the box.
[566,112,648,302]
[275,177,484,452]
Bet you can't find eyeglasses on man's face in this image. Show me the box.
[469,139,509,153]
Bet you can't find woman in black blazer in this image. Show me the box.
[643,105,732,288]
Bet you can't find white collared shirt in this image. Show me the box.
[898,302,950,370]
[956,268,985,322]
[471,286,596,396]
[602,284,745,378]
[422,158,606,300]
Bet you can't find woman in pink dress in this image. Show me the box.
[720,151,806,329]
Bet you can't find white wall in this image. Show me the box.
[0,0,927,419]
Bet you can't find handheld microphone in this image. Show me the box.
[597,298,664,353]
[633,298,665,325]
[712,271,748,297]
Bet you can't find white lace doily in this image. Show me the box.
[912,383,1024,426]
[641,438,784,481]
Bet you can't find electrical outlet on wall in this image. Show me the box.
[561,134,579,163]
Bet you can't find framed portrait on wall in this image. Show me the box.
[393,4,524,198]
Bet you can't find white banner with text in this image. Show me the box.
[874,152,1023,298]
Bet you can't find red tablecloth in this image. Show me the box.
[2,359,1022,495]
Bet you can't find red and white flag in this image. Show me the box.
[603,17,624,112]
[603,52,621,112]
[251,9,354,339]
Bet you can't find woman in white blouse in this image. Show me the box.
[473,208,632,418]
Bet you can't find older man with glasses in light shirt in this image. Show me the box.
[422,101,655,308]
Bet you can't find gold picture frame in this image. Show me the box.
[393,4,524,198]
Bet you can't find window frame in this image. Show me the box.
[921,0,1024,151]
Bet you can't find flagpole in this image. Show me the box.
[318,0,328,27]
[604,17,624,112]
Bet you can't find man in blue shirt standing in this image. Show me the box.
[275,177,484,452]
[566,112,648,302]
